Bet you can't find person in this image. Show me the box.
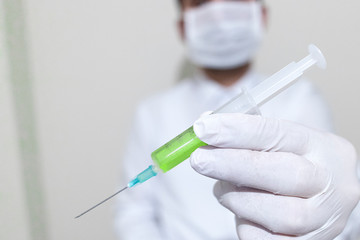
[115,0,360,239]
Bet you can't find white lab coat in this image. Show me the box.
[114,71,359,240]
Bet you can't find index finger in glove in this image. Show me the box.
[193,113,311,155]
[190,147,329,197]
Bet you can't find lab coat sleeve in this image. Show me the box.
[114,105,163,240]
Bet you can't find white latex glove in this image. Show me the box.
[190,113,360,239]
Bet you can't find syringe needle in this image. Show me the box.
[75,186,128,219]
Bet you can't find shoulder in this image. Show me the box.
[131,78,197,147]
[262,77,324,110]
[279,77,321,101]
[260,77,333,131]
[137,78,194,113]
[283,78,330,115]
[286,78,323,101]
[132,78,195,130]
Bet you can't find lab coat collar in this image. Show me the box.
[192,68,261,97]
[189,68,264,112]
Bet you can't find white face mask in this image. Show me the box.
[184,1,264,70]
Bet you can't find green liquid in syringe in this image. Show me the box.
[151,126,208,172]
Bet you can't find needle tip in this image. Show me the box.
[74,186,128,219]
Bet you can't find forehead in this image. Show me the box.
[181,0,257,9]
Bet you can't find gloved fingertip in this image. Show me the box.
[190,149,208,174]
[194,113,219,143]
[193,118,206,139]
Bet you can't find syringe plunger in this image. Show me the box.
[249,44,326,106]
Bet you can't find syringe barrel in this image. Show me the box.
[151,89,259,173]
[213,88,260,115]
[151,126,208,172]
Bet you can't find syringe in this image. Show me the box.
[75,44,326,218]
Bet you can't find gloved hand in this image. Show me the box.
[190,113,360,239]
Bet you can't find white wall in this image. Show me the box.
[2,0,360,239]
[23,0,181,239]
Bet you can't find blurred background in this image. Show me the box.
[1,0,359,239]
